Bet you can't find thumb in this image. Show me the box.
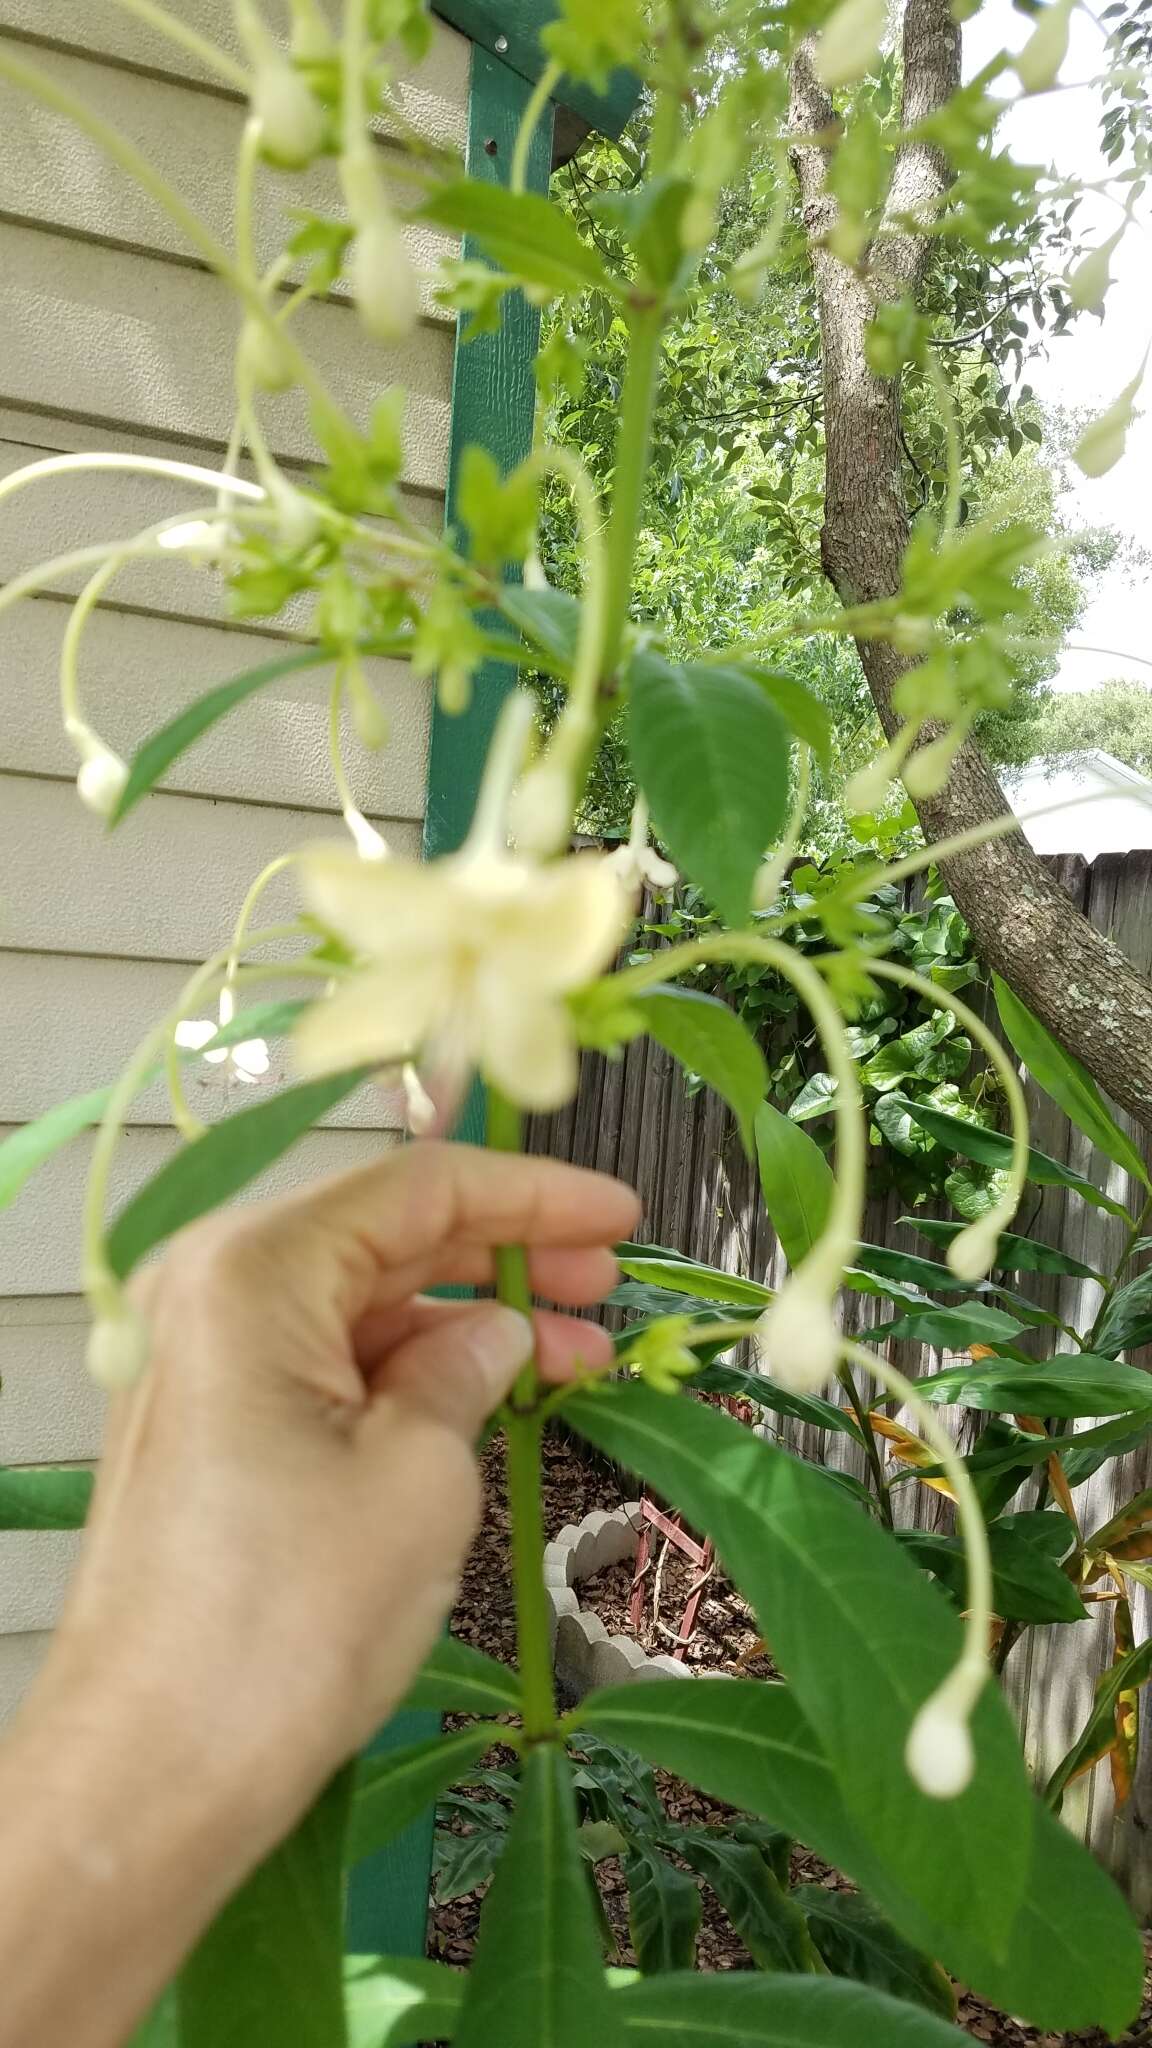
[374,1302,536,1438]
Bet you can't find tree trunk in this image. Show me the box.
[788,0,1152,1129]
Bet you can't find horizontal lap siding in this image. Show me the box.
[0,4,468,1708]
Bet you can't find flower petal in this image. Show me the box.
[476,994,579,1111]
[293,961,451,1077]
[488,856,628,994]
[298,845,458,958]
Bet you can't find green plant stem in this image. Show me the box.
[837,1365,894,1529]
[600,307,664,676]
[485,1089,557,1741]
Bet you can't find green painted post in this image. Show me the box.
[344,36,555,1961]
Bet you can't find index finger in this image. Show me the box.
[274,1143,641,1264]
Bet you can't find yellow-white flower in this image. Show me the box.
[753,1261,844,1393]
[174,1016,271,1084]
[605,795,678,895]
[294,842,628,1111]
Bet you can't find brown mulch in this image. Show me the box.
[428,1435,1152,2045]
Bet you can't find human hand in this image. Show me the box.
[45,1143,640,1837]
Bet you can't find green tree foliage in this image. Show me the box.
[1019,677,1152,776]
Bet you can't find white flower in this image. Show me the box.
[77,746,129,819]
[237,0,325,168]
[606,795,678,895]
[813,0,888,89]
[906,1682,976,1799]
[294,842,629,1111]
[754,1269,843,1393]
[1014,0,1074,94]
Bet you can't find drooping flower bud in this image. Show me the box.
[437,662,473,717]
[624,1315,701,1395]
[87,1299,150,1389]
[813,0,888,89]
[844,754,893,817]
[1074,367,1144,478]
[1066,226,1125,314]
[237,314,296,394]
[345,809,390,861]
[345,656,391,751]
[509,760,573,858]
[945,1211,1004,1283]
[341,152,421,344]
[236,1,326,168]
[902,727,964,799]
[77,746,130,820]
[905,1681,977,1799]
[401,1062,438,1135]
[754,1270,843,1394]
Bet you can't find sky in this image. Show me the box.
[966,0,1151,695]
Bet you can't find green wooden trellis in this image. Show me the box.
[344,0,638,1961]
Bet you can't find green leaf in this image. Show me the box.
[0,1001,315,1217]
[754,1102,833,1267]
[896,1097,1133,1220]
[634,988,766,1154]
[1045,1639,1152,1811]
[676,1835,816,1972]
[789,1071,838,1122]
[0,1464,93,1530]
[795,1888,955,2021]
[575,1680,1143,2035]
[497,586,582,670]
[344,1956,463,2048]
[106,1068,369,1278]
[742,665,833,769]
[402,1637,521,1716]
[178,1764,353,2048]
[615,1974,973,2044]
[567,1383,1033,1959]
[350,1727,499,1865]
[454,1746,615,2048]
[628,654,791,926]
[850,1241,963,1292]
[621,1845,700,1973]
[897,1523,1087,1625]
[1094,1265,1152,1358]
[126,1995,178,2048]
[609,1279,759,1324]
[111,652,329,824]
[993,976,1150,1188]
[614,1244,770,1310]
[917,1352,1152,1419]
[883,1302,1025,1350]
[904,1218,1103,1281]
[420,180,614,296]
[693,1362,865,1440]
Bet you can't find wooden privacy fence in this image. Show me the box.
[527,850,1152,1912]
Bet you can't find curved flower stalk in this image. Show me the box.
[842,1340,993,1800]
[293,693,630,1111]
[338,0,420,344]
[753,748,811,912]
[328,668,391,860]
[862,959,1030,1278]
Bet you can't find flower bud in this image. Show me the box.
[1074,371,1143,479]
[345,810,390,862]
[1066,227,1124,314]
[813,0,888,89]
[902,729,962,799]
[1014,0,1074,94]
[237,315,296,394]
[345,658,391,751]
[509,760,573,858]
[288,0,333,62]
[341,152,420,344]
[237,0,325,168]
[87,1300,150,1389]
[437,662,473,717]
[77,747,130,819]
[945,1212,1003,1283]
[401,1062,437,1136]
[754,1274,842,1394]
[844,755,892,816]
[905,1687,976,1799]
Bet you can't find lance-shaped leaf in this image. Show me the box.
[634,988,767,1155]
[344,1956,464,2048]
[401,1637,520,1716]
[349,1727,500,1864]
[615,1973,985,2044]
[916,1353,1152,1420]
[1045,1638,1152,1811]
[620,1844,700,1974]
[111,651,332,824]
[906,1217,1103,1281]
[1093,1264,1152,1359]
[106,1067,370,1278]
[994,976,1150,1188]
[567,1382,1033,1957]
[895,1097,1133,1220]
[755,1102,833,1268]
[794,1888,955,2021]
[0,1465,94,1530]
[454,1746,615,2048]
[676,1834,816,1972]
[420,180,615,295]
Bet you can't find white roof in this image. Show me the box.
[1002,752,1152,859]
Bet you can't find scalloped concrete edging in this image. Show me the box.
[545,1501,692,1700]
